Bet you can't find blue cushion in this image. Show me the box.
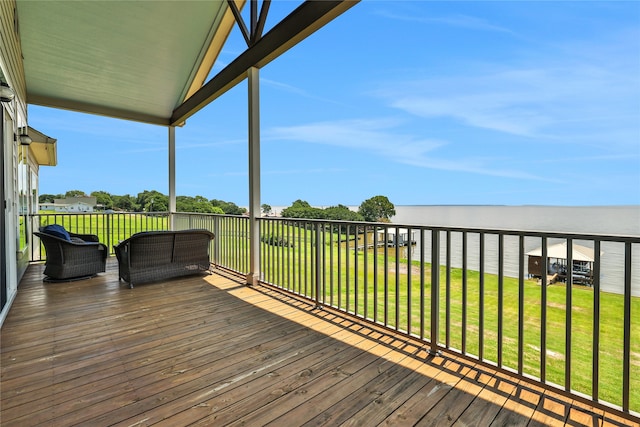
[42,224,71,241]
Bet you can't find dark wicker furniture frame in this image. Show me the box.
[114,229,215,288]
[34,231,108,281]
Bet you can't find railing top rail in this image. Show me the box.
[32,211,169,216]
[33,211,244,218]
[257,216,640,243]
[172,212,246,218]
[31,211,639,242]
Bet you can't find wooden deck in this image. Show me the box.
[1,259,637,426]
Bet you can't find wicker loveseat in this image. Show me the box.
[114,229,215,288]
[34,225,108,281]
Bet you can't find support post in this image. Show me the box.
[247,67,261,285]
[168,126,176,230]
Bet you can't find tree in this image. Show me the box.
[91,191,113,210]
[39,194,62,203]
[176,195,223,213]
[65,190,87,198]
[112,194,137,211]
[261,204,272,216]
[281,200,325,219]
[136,190,168,212]
[290,199,311,209]
[324,204,364,222]
[210,199,246,215]
[358,195,396,222]
[41,189,250,215]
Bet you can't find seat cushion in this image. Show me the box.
[42,224,71,241]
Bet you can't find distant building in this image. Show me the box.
[40,196,97,213]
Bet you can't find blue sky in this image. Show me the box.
[33,1,640,207]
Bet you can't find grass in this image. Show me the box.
[35,211,169,254]
[33,215,638,411]
[259,225,639,412]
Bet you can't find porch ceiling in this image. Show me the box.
[16,0,235,125]
[15,1,358,127]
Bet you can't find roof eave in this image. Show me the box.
[171,0,359,126]
[182,1,246,102]
[29,94,171,126]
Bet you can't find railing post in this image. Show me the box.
[106,212,112,255]
[541,236,548,382]
[592,239,601,402]
[213,215,220,268]
[314,222,322,308]
[566,237,573,392]
[430,229,440,356]
[622,241,631,412]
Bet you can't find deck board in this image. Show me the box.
[1,259,638,427]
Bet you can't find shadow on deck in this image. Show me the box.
[1,259,637,426]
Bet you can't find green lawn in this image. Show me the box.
[36,211,169,253]
[259,226,639,412]
[33,216,638,410]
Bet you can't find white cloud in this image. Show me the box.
[375,10,516,35]
[261,78,349,107]
[267,118,546,180]
[372,31,639,149]
[264,167,348,176]
[268,117,442,156]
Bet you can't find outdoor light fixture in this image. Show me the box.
[16,127,32,145]
[19,132,32,146]
[0,81,15,103]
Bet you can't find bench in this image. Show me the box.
[114,229,215,288]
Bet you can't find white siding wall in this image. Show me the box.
[1,0,29,326]
[0,0,27,118]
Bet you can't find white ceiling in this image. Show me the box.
[17,1,232,125]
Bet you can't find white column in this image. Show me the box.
[168,126,176,230]
[247,66,261,285]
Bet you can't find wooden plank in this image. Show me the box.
[528,388,571,426]
[122,326,349,426]
[566,399,604,426]
[414,362,495,426]
[299,357,417,425]
[1,259,637,427]
[490,378,543,426]
[3,292,315,424]
[452,370,520,426]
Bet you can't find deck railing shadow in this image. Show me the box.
[27,211,640,422]
[243,281,633,426]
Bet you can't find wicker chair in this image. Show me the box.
[114,229,215,288]
[34,229,108,281]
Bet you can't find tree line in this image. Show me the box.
[276,195,395,223]
[40,190,396,222]
[39,190,246,215]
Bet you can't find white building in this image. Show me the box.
[40,196,97,213]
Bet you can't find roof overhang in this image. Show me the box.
[17,0,240,126]
[171,0,359,126]
[16,1,358,127]
[526,242,599,262]
[26,126,57,166]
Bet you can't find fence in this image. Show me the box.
[257,217,639,416]
[28,212,639,416]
